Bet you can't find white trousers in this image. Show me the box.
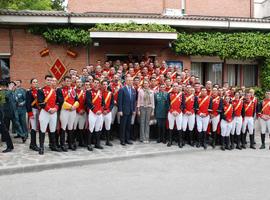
[39,109,57,133]
[88,110,104,133]
[60,109,77,130]
[103,112,112,131]
[242,116,254,135]
[196,115,210,132]
[221,119,233,137]
[30,108,39,131]
[231,116,242,135]
[111,106,120,124]
[260,118,270,134]
[211,115,220,132]
[74,112,86,130]
[182,113,195,131]
[168,112,182,130]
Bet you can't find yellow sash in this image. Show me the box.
[185,94,194,103]
[104,92,112,105]
[31,99,37,106]
[245,101,253,112]
[44,89,54,103]
[78,90,84,99]
[262,101,270,113]
[171,92,181,105]
[224,104,232,115]
[234,100,242,111]
[199,96,209,108]
[92,90,100,104]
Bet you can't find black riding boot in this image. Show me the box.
[39,132,45,155]
[196,132,201,148]
[212,131,217,149]
[60,129,68,152]
[29,129,39,151]
[86,130,93,151]
[167,130,173,147]
[230,134,235,149]
[225,136,231,150]
[221,136,225,151]
[105,130,113,146]
[50,132,61,152]
[95,131,103,149]
[250,134,256,149]
[69,130,77,151]
[260,133,265,149]
[202,131,207,149]
[236,135,242,150]
[241,132,246,149]
[178,130,183,148]
[189,130,194,146]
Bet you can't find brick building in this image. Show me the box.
[1,0,270,87]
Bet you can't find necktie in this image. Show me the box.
[128,87,132,99]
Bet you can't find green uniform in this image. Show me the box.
[154,91,169,143]
[4,89,26,138]
[14,87,28,137]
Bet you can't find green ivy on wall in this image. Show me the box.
[28,26,92,46]
[172,31,270,97]
[90,22,177,32]
[172,31,270,60]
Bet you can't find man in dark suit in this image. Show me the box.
[118,76,136,145]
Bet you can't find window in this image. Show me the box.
[243,65,256,87]
[191,62,203,82]
[205,63,222,85]
[0,58,10,82]
[227,64,236,86]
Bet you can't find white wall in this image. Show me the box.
[254,0,270,18]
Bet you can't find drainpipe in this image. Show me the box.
[181,0,186,15]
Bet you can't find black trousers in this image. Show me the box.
[157,118,166,140]
[120,114,132,143]
[0,111,13,149]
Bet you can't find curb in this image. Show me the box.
[0,147,205,176]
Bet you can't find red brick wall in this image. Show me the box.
[186,0,253,17]
[8,28,87,88]
[68,0,253,17]
[0,28,11,53]
[68,0,164,14]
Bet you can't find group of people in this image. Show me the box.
[0,58,269,155]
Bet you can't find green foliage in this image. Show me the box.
[51,0,65,11]
[260,58,270,93]
[28,26,91,46]
[173,31,270,60]
[0,0,52,10]
[90,22,176,33]
[253,87,264,100]
[0,0,65,11]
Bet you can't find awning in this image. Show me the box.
[90,31,178,40]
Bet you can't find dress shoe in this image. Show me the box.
[125,141,133,145]
[61,146,68,152]
[39,148,44,155]
[87,145,93,151]
[14,135,21,139]
[29,145,40,152]
[22,137,27,143]
[120,142,126,146]
[95,144,104,149]
[2,148,13,153]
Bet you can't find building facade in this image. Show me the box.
[0,0,269,87]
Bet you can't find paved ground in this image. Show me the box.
[0,136,197,175]
[0,147,270,200]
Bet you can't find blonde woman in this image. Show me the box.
[137,80,155,143]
